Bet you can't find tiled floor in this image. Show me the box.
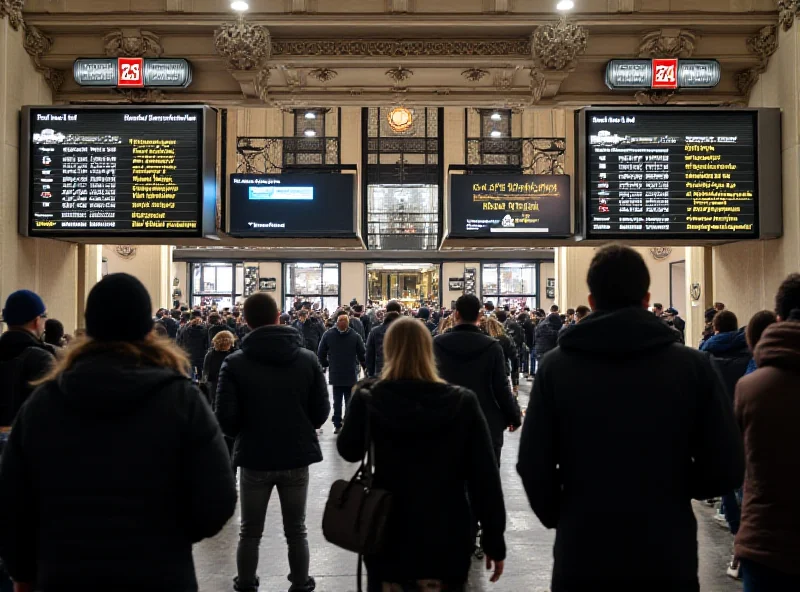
[194,382,743,592]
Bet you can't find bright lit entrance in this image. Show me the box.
[367,263,440,309]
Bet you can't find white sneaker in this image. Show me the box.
[726,558,740,579]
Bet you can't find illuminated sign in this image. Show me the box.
[605,59,720,90]
[73,58,192,88]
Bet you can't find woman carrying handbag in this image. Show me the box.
[335,317,508,592]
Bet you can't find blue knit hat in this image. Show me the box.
[2,290,46,326]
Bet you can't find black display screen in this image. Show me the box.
[25,107,208,237]
[449,174,571,238]
[229,174,355,237]
[584,109,758,239]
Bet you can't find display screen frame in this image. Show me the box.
[577,107,782,242]
[448,173,572,239]
[227,173,358,239]
[19,104,218,239]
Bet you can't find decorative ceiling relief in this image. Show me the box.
[215,19,271,70]
[462,68,489,82]
[103,29,163,58]
[778,0,799,31]
[308,67,337,82]
[635,89,675,105]
[532,17,588,71]
[386,65,413,90]
[115,88,165,103]
[114,245,137,260]
[255,68,271,103]
[637,29,697,58]
[0,0,24,31]
[529,68,546,104]
[22,25,64,94]
[649,247,673,260]
[738,25,779,99]
[271,38,530,57]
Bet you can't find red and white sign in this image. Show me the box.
[117,57,144,87]
[651,58,678,89]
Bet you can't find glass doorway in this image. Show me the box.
[367,263,440,309]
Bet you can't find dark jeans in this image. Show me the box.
[332,386,351,429]
[237,467,311,592]
[722,488,742,535]
[741,558,800,592]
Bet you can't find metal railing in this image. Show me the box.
[236,136,341,174]
[466,137,567,174]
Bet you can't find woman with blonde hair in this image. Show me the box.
[337,317,508,591]
[0,273,236,592]
[480,315,516,385]
[202,329,236,406]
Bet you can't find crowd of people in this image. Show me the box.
[0,244,797,592]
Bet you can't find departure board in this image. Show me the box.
[22,106,214,238]
[584,109,758,240]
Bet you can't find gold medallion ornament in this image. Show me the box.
[387,107,413,133]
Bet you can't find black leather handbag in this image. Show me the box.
[322,393,392,591]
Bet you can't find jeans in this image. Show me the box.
[237,467,311,592]
[741,558,800,592]
[332,386,351,429]
[722,488,742,535]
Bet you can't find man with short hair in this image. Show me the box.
[155,308,179,339]
[416,306,437,334]
[344,306,366,342]
[215,293,329,592]
[653,303,664,317]
[434,295,521,464]
[365,300,402,378]
[317,312,366,434]
[517,245,744,592]
[574,305,591,323]
[534,304,564,364]
[207,312,227,343]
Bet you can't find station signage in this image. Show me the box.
[73,58,192,88]
[605,59,720,90]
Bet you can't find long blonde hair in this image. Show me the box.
[380,317,444,383]
[212,330,236,351]
[480,315,506,338]
[33,332,191,386]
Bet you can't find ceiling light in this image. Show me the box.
[304,111,317,119]
[490,112,502,121]
[556,0,574,10]
[230,1,249,11]
[303,129,317,137]
[490,129,503,138]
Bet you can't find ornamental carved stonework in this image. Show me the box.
[747,25,778,62]
[22,25,64,94]
[737,67,762,97]
[255,68,271,103]
[103,29,163,58]
[0,0,24,31]
[778,0,799,31]
[637,29,697,59]
[635,89,674,105]
[529,68,546,104]
[462,67,489,82]
[115,88,164,103]
[308,67,337,82]
[271,38,530,57]
[532,17,588,71]
[215,19,271,70]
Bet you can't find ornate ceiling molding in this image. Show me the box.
[0,0,24,31]
[214,18,271,70]
[103,28,163,58]
[271,38,530,57]
[635,89,675,105]
[529,68,546,104]
[255,68,271,103]
[462,67,489,82]
[747,25,778,62]
[737,66,762,97]
[308,67,337,82]
[531,17,588,71]
[114,88,164,103]
[386,65,413,85]
[22,25,64,94]
[637,29,697,58]
[778,0,799,31]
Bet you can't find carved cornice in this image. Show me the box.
[22,25,63,94]
[747,25,778,62]
[778,0,799,31]
[386,65,413,84]
[737,66,762,96]
[462,67,489,82]
[308,67,337,82]
[103,28,163,57]
[635,89,675,105]
[271,38,530,57]
[637,29,697,58]
[215,18,271,70]
[532,17,588,71]
[0,0,24,31]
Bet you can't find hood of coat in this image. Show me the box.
[0,329,49,362]
[363,379,466,434]
[544,313,563,329]
[700,328,749,356]
[434,324,498,361]
[754,320,800,371]
[55,352,189,417]
[557,306,679,357]
[240,325,304,365]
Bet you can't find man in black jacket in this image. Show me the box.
[293,309,323,353]
[365,301,402,377]
[0,290,54,441]
[317,312,366,434]
[155,308,179,339]
[216,293,330,592]
[517,245,744,592]
[434,294,521,465]
[534,305,563,365]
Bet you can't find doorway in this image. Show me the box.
[367,263,440,309]
[670,260,686,316]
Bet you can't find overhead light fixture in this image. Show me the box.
[387,106,414,133]
[490,112,502,121]
[304,111,317,120]
[490,129,503,138]
[230,1,249,11]
[303,128,317,137]
[556,0,574,10]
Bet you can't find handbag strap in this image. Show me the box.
[357,554,364,592]
[357,389,376,490]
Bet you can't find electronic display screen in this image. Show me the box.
[449,174,571,238]
[23,106,213,237]
[584,109,758,239]
[228,174,356,237]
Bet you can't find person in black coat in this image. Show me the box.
[699,310,752,401]
[0,274,236,592]
[180,313,209,377]
[292,309,324,353]
[338,318,507,591]
[202,330,236,407]
[317,313,366,433]
[215,293,330,592]
[517,246,744,592]
[156,309,179,339]
[365,311,401,378]
[207,312,229,344]
[347,307,366,342]
[434,295,521,464]
[534,307,563,362]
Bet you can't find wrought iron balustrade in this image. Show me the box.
[236,136,340,174]
[466,137,566,174]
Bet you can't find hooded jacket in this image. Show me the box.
[534,313,563,360]
[700,328,752,401]
[337,380,507,584]
[317,327,366,387]
[180,322,209,368]
[734,318,800,575]
[292,317,324,353]
[365,319,390,378]
[215,325,330,471]
[0,329,55,428]
[517,307,744,592]
[433,324,521,452]
[0,352,236,592]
